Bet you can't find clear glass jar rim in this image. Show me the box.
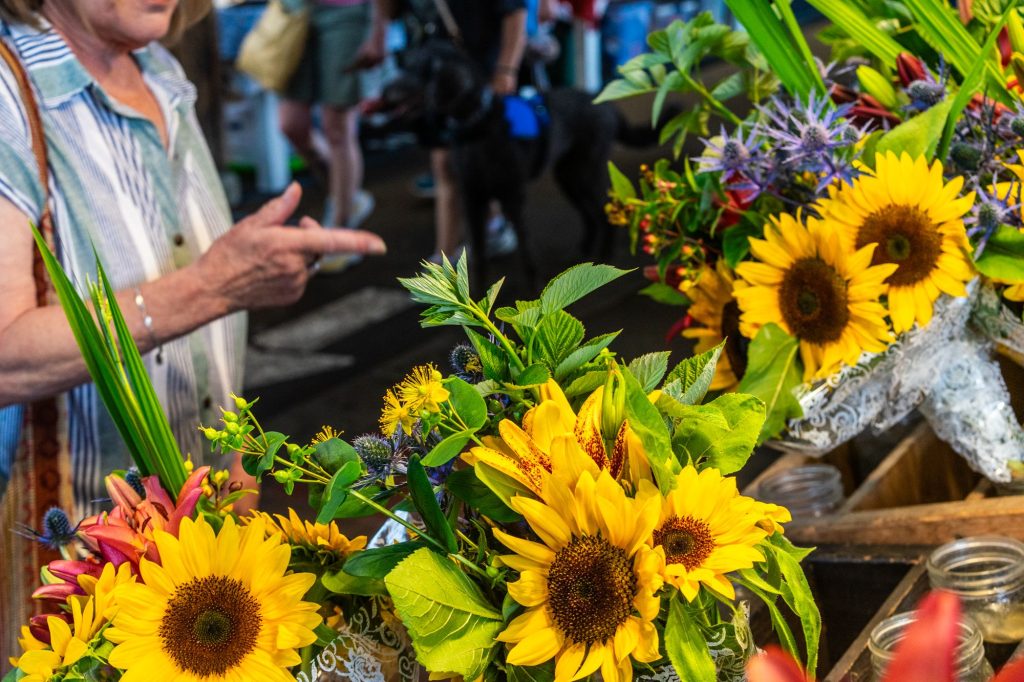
[927,536,1024,595]
[758,464,843,510]
[868,612,985,670]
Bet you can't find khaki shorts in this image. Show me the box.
[284,3,371,108]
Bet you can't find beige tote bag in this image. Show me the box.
[236,0,310,92]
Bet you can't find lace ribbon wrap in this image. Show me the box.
[770,281,1024,483]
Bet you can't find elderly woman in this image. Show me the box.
[0,0,386,648]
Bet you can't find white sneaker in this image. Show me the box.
[486,218,519,257]
[316,191,376,275]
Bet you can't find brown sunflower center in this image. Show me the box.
[778,258,850,343]
[857,204,942,286]
[160,575,262,676]
[546,534,636,645]
[654,515,716,571]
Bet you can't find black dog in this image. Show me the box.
[380,41,662,287]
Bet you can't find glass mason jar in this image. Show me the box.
[927,536,1024,643]
[868,612,994,681]
[757,464,844,517]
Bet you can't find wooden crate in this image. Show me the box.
[745,422,1024,547]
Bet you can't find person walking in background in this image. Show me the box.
[279,0,381,271]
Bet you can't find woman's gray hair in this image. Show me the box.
[0,0,212,44]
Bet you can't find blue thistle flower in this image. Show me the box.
[904,58,948,112]
[15,507,79,551]
[966,180,1022,256]
[124,467,146,499]
[450,343,484,383]
[693,125,762,176]
[353,434,398,480]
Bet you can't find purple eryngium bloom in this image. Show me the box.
[966,180,1022,257]
[694,125,762,176]
[905,57,948,112]
[757,93,860,192]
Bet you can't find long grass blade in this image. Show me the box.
[724,0,823,98]
[803,0,903,65]
[775,0,826,94]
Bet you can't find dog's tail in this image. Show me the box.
[615,105,683,147]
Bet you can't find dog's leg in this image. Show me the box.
[554,154,611,257]
[502,196,538,294]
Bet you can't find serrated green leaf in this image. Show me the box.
[562,370,610,398]
[664,341,725,406]
[623,368,678,493]
[343,541,429,579]
[512,363,552,387]
[554,331,620,381]
[446,468,523,523]
[766,537,821,672]
[628,352,671,393]
[666,597,716,681]
[738,324,803,442]
[407,455,459,553]
[670,393,764,474]
[539,263,631,314]
[385,548,503,680]
[536,310,586,368]
[465,328,508,381]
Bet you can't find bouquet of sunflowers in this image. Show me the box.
[216,255,820,682]
[6,249,821,682]
[600,1,1024,482]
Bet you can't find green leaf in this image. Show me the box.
[332,484,384,519]
[723,0,822,97]
[665,596,716,681]
[736,573,801,662]
[639,282,689,306]
[385,548,503,680]
[738,324,803,443]
[607,161,636,200]
[447,468,523,523]
[901,0,987,80]
[628,352,671,393]
[722,222,759,268]
[875,97,954,160]
[768,538,822,673]
[3,667,26,682]
[554,331,620,381]
[316,460,362,524]
[445,376,488,430]
[536,310,586,368]
[803,0,903,64]
[539,263,631,314]
[563,370,610,398]
[623,367,678,493]
[421,431,472,467]
[671,393,765,474]
[343,541,430,579]
[975,227,1024,280]
[507,662,555,682]
[775,0,826,94]
[465,327,508,382]
[407,455,459,553]
[663,341,725,406]
[938,14,1007,160]
[322,569,387,596]
[710,71,746,101]
[513,362,553,388]
[594,78,649,104]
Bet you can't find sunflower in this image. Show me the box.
[495,470,665,682]
[463,381,652,496]
[105,515,321,681]
[735,213,897,380]
[251,507,368,559]
[650,467,769,601]
[818,152,976,333]
[681,261,744,391]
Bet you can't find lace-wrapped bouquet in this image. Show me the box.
[600,4,1024,482]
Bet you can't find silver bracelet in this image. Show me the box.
[133,286,163,364]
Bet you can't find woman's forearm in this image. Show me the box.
[0,263,226,407]
[497,9,528,72]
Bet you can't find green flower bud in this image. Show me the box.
[224,421,240,435]
[222,410,238,423]
[856,65,897,110]
[202,427,219,441]
[233,394,248,410]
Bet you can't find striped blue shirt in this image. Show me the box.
[0,20,246,518]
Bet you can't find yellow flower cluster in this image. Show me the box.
[379,364,450,436]
[251,508,368,559]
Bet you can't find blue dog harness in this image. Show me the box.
[502,93,551,140]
